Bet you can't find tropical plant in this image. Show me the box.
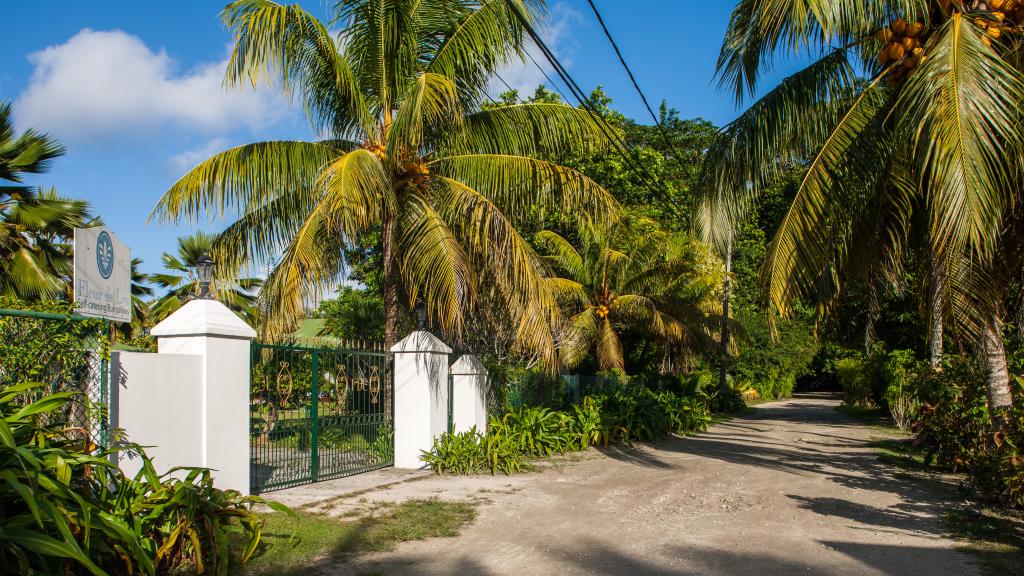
[490,406,577,456]
[696,0,1024,419]
[538,216,723,371]
[151,0,616,368]
[149,231,261,322]
[0,383,285,575]
[0,186,98,300]
[420,426,523,475]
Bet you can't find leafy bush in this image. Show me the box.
[419,427,522,475]
[882,349,921,430]
[490,406,577,456]
[836,357,872,407]
[0,383,285,575]
[731,308,818,400]
[421,387,712,475]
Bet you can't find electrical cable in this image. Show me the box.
[504,0,662,189]
[585,0,690,171]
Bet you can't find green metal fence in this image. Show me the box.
[0,307,111,448]
[249,342,393,493]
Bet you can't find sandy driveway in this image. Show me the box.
[283,393,978,575]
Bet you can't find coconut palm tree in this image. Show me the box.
[538,218,723,372]
[150,232,261,323]
[696,0,1024,417]
[151,0,615,367]
[0,187,97,300]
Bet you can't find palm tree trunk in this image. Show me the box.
[928,257,944,368]
[981,312,1013,431]
[382,213,399,348]
[719,240,732,395]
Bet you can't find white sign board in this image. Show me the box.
[74,227,132,323]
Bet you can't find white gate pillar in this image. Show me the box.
[390,331,452,468]
[450,355,488,434]
[146,299,256,493]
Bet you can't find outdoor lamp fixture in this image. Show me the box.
[196,253,215,299]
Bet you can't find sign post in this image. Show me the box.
[74,227,132,324]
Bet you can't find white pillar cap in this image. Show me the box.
[389,330,452,354]
[450,354,485,375]
[151,299,256,339]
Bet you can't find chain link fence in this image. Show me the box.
[0,307,111,448]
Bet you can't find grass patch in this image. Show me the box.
[867,437,931,472]
[945,507,1024,576]
[835,404,892,426]
[239,498,477,575]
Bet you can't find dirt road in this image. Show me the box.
[302,394,977,575]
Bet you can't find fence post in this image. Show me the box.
[310,349,320,483]
[450,355,488,434]
[390,331,452,468]
[149,299,256,494]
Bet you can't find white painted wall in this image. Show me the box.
[450,355,488,434]
[110,351,203,480]
[108,299,257,494]
[391,331,452,468]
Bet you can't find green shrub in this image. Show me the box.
[882,349,921,430]
[421,388,712,475]
[419,427,523,475]
[490,406,578,456]
[909,359,1024,508]
[836,356,872,407]
[0,383,286,575]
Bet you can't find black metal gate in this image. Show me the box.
[249,342,393,493]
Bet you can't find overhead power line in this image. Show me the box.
[504,0,662,189]
[584,0,691,172]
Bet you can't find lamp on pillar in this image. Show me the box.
[195,253,215,300]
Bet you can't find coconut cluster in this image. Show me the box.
[595,304,611,319]
[975,0,1024,45]
[876,18,927,82]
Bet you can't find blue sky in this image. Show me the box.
[1,1,807,280]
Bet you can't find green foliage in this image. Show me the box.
[491,406,578,457]
[882,349,922,430]
[0,384,286,575]
[420,387,712,475]
[731,308,818,400]
[419,427,523,475]
[837,356,872,407]
[0,103,98,301]
[314,286,385,340]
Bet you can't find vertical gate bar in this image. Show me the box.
[448,372,453,434]
[310,348,320,483]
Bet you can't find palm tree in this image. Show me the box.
[696,0,1024,418]
[150,232,261,323]
[0,187,97,300]
[538,218,723,372]
[151,0,615,367]
[0,102,99,300]
[0,101,64,187]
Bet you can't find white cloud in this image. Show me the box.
[14,29,286,140]
[169,137,231,174]
[491,2,583,99]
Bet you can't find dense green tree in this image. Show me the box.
[314,286,385,341]
[152,0,617,369]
